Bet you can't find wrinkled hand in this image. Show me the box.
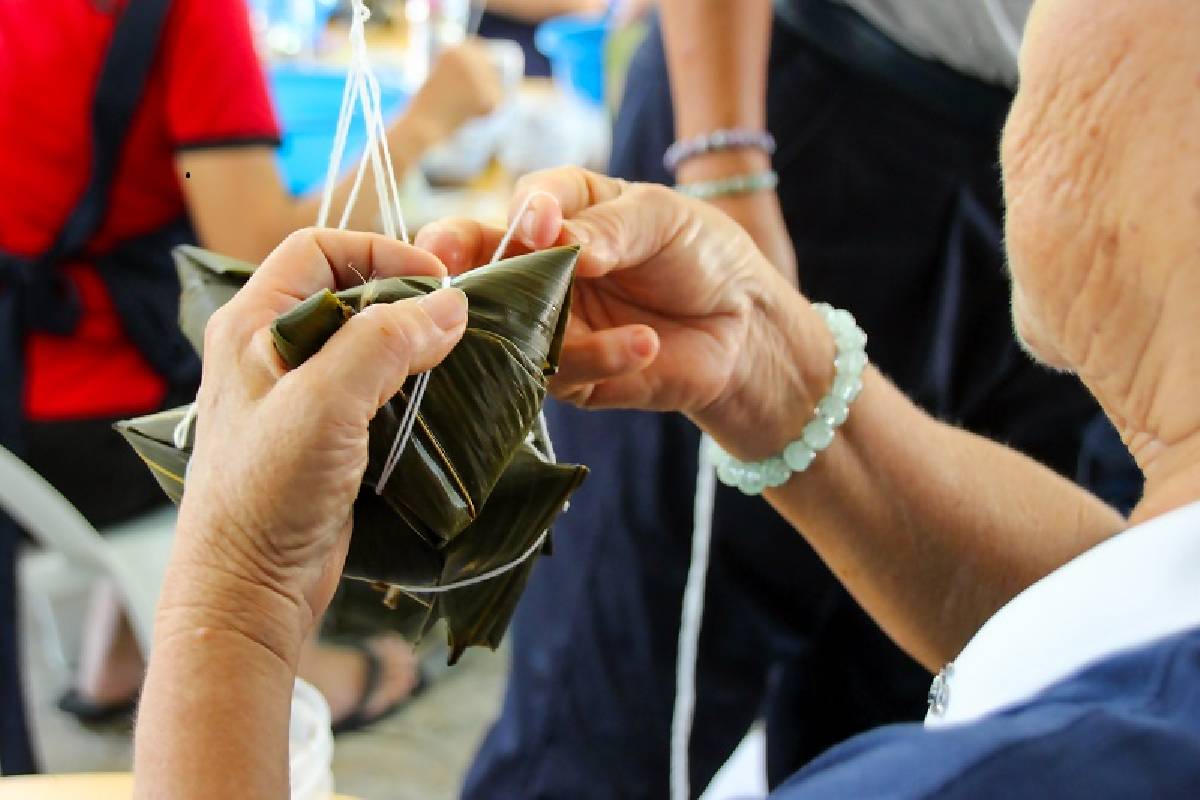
[708,191,798,283]
[415,168,827,446]
[171,229,467,643]
[677,149,798,282]
[407,40,504,140]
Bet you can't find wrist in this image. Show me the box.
[157,516,310,668]
[389,111,447,161]
[676,148,772,184]
[696,275,836,460]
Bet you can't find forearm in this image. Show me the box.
[180,113,445,263]
[660,0,772,182]
[134,535,305,799]
[700,286,1126,670]
[660,0,770,139]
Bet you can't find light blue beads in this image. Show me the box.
[831,373,863,403]
[802,418,835,451]
[737,465,768,495]
[716,459,746,488]
[818,396,849,426]
[713,303,868,495]
[783,440,815,471]
[762,457,791,488]
[833,350,868,376]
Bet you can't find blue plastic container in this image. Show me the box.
[534,14,607,106]
[249,0,339,56]
[270,65,408,195]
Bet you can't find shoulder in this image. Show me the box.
[771,630,1200,799]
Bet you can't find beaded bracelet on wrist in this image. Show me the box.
[675,169,779,202]
[664,128,777,173]
[710,303,868,495]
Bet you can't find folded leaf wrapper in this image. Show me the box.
[118,245,588,662]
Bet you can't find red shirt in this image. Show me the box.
[0,0,279,420]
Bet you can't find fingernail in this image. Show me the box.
[418,287,468,331]
[520,205,539,242]
[417,228,460,267]
[631,328,655,359]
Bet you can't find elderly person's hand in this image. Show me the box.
[136,229,467,799]
[416,168,831,460]
[163,229,467,654]
[417,165,1123,673]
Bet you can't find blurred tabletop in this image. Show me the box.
[0,773,358,800]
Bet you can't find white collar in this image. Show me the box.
[925,498,1200,728]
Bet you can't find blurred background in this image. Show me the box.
[2,1,642,797]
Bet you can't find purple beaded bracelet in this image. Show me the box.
[663,128,777,173]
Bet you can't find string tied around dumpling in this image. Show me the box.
[375,190,563,594]
[374,189,559,493]
[313,9,563,595]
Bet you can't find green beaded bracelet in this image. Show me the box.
[675,169,779,201]
[710,303,867,495]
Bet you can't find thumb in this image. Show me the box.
[557,184,691,279]
[289,287,468,417]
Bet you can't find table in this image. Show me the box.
[0,772,358,800]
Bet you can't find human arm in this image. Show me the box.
[415,168,1125,670]
[132,229,468,799]
[176,42,502,263]
[658,0,797,277]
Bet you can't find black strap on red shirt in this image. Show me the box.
[0,0,176,775]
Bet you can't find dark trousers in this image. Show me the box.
[463,17,1140,800]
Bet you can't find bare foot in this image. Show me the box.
[298,633,421,726]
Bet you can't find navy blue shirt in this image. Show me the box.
[773,627,1200,798]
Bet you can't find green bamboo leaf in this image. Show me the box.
[174,246,255,356]
[121,244,589,661]
[113,406,192,504]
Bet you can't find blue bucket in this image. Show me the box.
[534,14,607,106]
[270,64,408,195]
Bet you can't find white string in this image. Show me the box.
[377,189,558,493]
[394,528,549,594]
[489,190,554,264]
[374,193,563,593]
[670,436,717,800]
[316,61,356,228]
[317,0,408,241]
[173,402,198,449]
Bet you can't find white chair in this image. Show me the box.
[0,445,175,668]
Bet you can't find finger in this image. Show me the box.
[509,168,626,249]
[556,183,691,279]
[231,228,448,323]
[283,287,468,417]
[553,325,659,385]
[551,372,666,412]
[414,219,516,274]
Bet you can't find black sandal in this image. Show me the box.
[331,641,429,735]
[58,688,138,727]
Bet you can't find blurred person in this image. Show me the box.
[0,0,499,771]
[476,0,607,77]
[131,2,1200,787]
[462,0,1144,797]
